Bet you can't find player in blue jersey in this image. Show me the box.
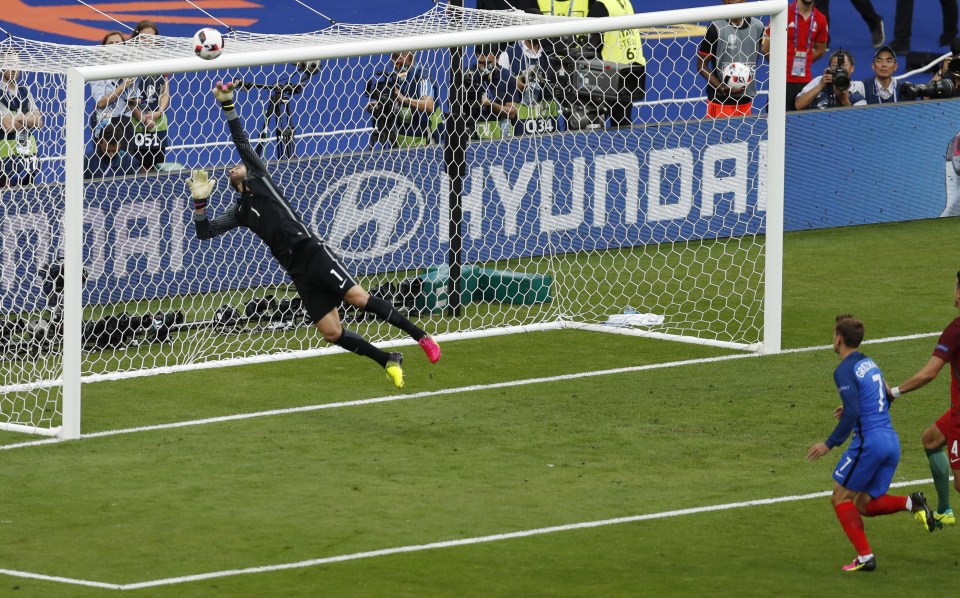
[806,314,938,572]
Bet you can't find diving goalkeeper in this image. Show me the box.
[186,81,441,388]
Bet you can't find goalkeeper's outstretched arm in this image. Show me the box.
[185,168,240,240]
[213,81,269,179]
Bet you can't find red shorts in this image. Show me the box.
[935,409,960,469]
[706,101,753,119]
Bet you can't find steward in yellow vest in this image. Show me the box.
[587,0,647,128]
[536,0,589,17]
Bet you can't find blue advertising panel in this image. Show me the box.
[784,99,960,230]
[1,118,766,313]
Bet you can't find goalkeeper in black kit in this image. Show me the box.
[186,82,441,388]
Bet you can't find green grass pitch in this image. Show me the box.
[1,218,959,596]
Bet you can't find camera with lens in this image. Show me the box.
[364,70,399,145]
[900,43,960,100]
[830,53,851,92]
[900,78,957,100]
[547,37,644,130]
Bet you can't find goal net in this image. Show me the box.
[0,1,787,438]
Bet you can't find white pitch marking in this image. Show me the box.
[0,330,942,452]
[0,568,121,590]
[0,478,936,590]
[0,333,947,588]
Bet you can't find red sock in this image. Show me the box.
[865,494,909,517]
[835,501,872,556]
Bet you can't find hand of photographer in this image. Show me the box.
[934,57,952,82]
[835,88,851,106]
[821,68,834,89]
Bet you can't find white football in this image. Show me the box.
[193,28,224,60]
[721,62,753,92]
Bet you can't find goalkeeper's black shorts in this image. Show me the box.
[287,239,358,323]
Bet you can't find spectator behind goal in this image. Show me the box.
[129,20,171,173]
[89,31,139,152]
[469,44,519,140]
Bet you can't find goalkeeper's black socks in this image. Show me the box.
[364,295,425,341]
[334,329,390,367]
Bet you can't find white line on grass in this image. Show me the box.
[0,330,942,452]
[0,332,946,588]
[0,477,936,591]
[0,568,121,590]
[0,353,756,451]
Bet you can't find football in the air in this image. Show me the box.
[193,28,224,60]
[721,62,753,92]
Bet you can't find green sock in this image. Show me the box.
[926,447,952,514]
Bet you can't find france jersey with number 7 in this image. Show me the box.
[827,351,901,498]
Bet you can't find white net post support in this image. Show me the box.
[764,6,788,355]
[3,0,788,439]
[62,68,87,440]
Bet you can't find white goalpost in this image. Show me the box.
[0,1,787,439]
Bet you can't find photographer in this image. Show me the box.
[861,45,904,104]
[0,51,44,187]
[499,37,559,136]
[795,50,866,109]
[89,31,140,151]
[900,43,960,101]
[364,51,437,148]
[468,45,518,140]
[129,20,171,173]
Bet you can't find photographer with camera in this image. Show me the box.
[498,36,560,136]
[0,51,44,187]
[861,45,904,104]
[900,41,960,100]
[364,51,437,149]
[467,44,519,141]
[795,50,866,109]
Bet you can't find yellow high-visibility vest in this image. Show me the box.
[536,0,589,17]
[596,0,646,66]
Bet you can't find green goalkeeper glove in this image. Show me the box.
[213,81,236,112]
[185,169,215,211]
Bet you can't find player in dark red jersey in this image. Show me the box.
[186,82,441,389]
[887,272,960,528]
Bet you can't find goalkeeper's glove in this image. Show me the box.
[213,81,236,112]
[185,169,215,211]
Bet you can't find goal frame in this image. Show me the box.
[24,0,788,439]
